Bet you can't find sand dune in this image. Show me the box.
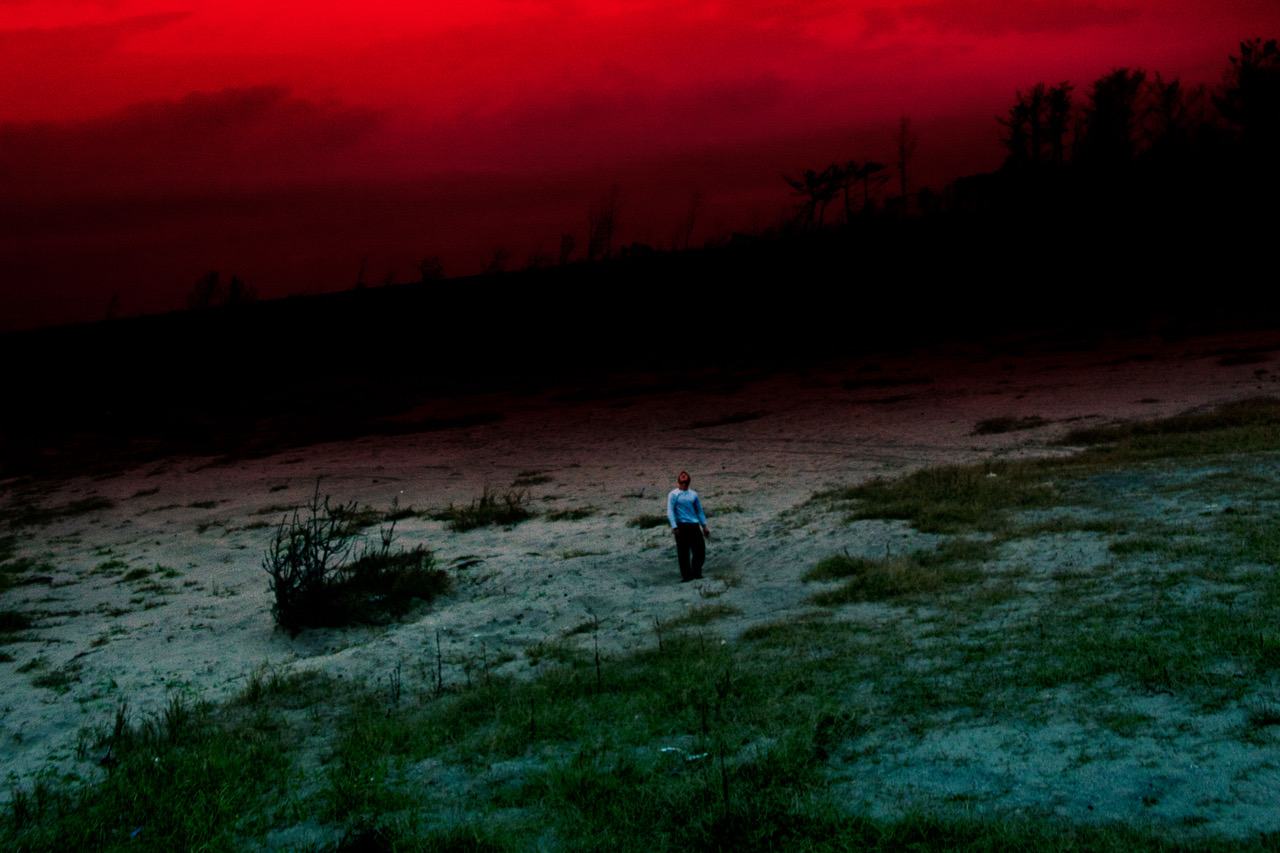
[2,328,1277,834]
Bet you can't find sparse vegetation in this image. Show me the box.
[971,414,1051,435]
[263,483,450,634]
[803,551,983,605]
[432,487,533,532]
[627,513,669,529]
[545,505,596,522]
[9,394,1280,849]
[0,496,115,529]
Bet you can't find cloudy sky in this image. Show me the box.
[3,1,1277,328]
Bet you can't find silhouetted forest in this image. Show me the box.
[2,39,1278,479]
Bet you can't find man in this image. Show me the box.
[667,470,710,582]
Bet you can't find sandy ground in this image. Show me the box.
[2,328,1278,834]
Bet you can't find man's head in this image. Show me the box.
[677,471,691,489]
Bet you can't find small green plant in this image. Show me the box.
[432,488,532,532]
[627,513,669,529]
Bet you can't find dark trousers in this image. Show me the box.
[675,523,705,581]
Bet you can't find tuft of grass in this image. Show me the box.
[0,540,57,591]
[432,488,533,532]
[627,513,669,530]
[659,603,742,629]
[1247,703,1280,728]
[561,549,609,560]
[971,415,1050,435]
[512,470,553,487]
[546,505,596,522]
[1,496,116,529]
[30,662,81,693]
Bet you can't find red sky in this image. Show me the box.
[3,1,1278,328]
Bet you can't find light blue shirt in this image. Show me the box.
[667,488,706,527]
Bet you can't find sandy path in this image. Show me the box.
[1,328,1276,830]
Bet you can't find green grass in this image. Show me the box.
[433,488,534,531]
[511,470,554,487]
[815,398,1280,536]
[803,551,984,605]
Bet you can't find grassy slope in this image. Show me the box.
[6,399,1280,851]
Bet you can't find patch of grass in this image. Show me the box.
[3,693,294,850]
[627,513,669,529]
[805,551,983,606]
[1109,536,1166,555]
[121,568,152,582]
[16,655,45,673]
[561,549,609,560]
[971,415,1051,435]
[660,603,742,628]
[1,496,116,529]
[1247,703,1280,728]
[814,462,1061,535]
[546,505,596,522]
[251,503,298,516]
[0,610,34,633]
[512,470,553,487]
[1061,396,1280,457]
[432,488,533,532]
[186,500,219,510]
[0,540,57,591]
[818,399,1280,537]
[31,662,81,693]
[90,558,129,577]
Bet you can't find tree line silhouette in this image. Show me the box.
[169,37,1278,317]
[781,38,1278,228]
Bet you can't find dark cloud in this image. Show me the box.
[0,12,188,63]
[901,0,1138,37]
[0,87,383,200]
